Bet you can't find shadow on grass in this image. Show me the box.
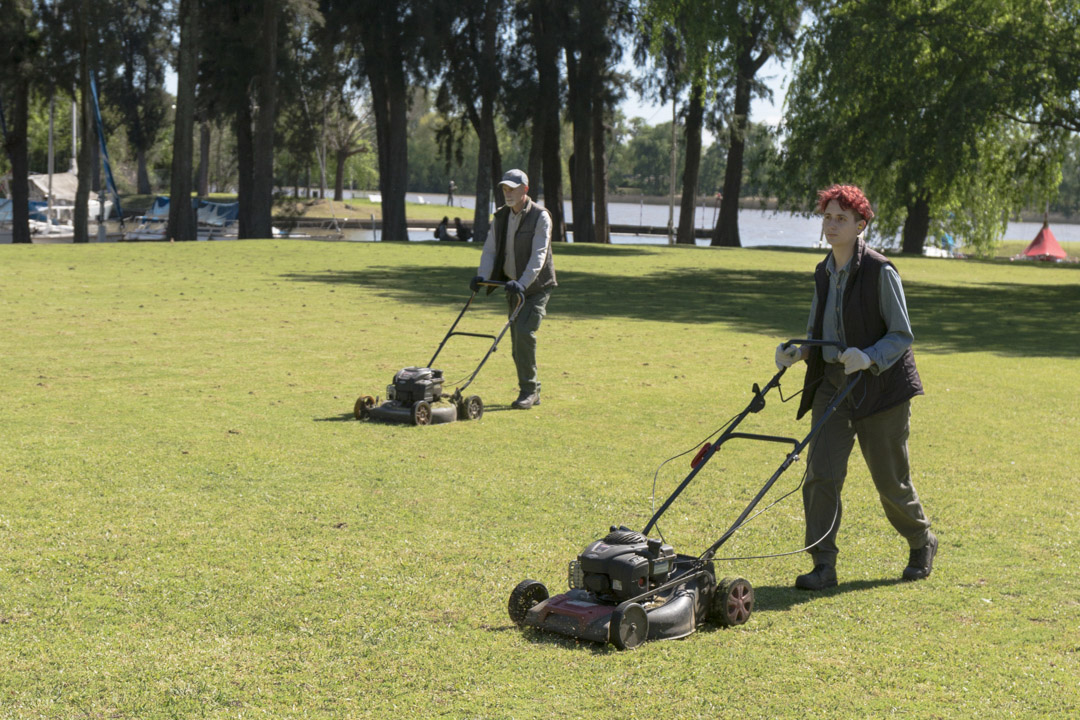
[283,257,1080,357]
[747,578,906,615]
[314,413,356,422]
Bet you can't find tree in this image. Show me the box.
[434,0,506,245]
[777,0,1064,255]
[328,0,433,241]
[562,0,629,243]
[0,0,39,244]
[520,0,567,242]
[640,0,799,246]
[709,0,801,247]
[167,0,199,241]
[100,0,170,195]
[637,4,712,245]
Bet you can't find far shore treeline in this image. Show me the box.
[1,0,1077,253]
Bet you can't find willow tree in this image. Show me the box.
[777,0,1065,255]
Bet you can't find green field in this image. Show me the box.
[2,239,1078,718]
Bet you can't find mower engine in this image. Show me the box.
[570,526,676,603]
[387,367,444,405]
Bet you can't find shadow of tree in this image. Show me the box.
[282,258,1080,357]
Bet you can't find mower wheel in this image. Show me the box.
[610,603,649,650]
[712,576,754,627]
[458,395,484,421]
[353,395,376,420]
[508,579,549,627]
[411,400,432,426]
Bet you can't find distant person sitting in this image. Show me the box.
[454,217,473,242]
[435,216,454,242]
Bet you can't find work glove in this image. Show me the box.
[839,347,873,375]
[470,275,485,293]
[505,280,525,296]
[775,343,801,371]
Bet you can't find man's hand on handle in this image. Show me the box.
[839,347,872,375]
[505,280,525,296]
[775,343,802,371]
[470,275,485,293]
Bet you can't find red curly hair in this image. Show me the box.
[816,184,874,222]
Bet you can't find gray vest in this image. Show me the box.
[489,198,557,296]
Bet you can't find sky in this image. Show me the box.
[617,55,791,145]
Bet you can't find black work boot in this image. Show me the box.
[795,564,838,591]
[511,391,539,410]
[903,531,938,581]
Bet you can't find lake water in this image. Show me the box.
[336,192,1080,249]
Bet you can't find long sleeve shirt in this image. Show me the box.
[477,206,552,289]
[806,254,914,374]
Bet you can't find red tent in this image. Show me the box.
[1022,222,1067,260]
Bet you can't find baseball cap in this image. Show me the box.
[498,169,529,189]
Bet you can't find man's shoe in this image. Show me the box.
[795,564,837,591]
[511,392,539,410]
[903,531,938,581]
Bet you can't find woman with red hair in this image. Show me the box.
[774,184,937,590]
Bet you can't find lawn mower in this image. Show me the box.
[507,339,862,649]
[354,281,523,426]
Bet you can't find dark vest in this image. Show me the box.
[797,239,923,421]
[488,198,557,296]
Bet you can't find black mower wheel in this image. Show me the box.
[712,576,754,627]
[610,603,649,650]
[508,579,549,627]
[457,395,483,421]
[411,400,432,426]
[353,395,375,420]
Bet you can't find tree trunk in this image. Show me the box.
[248,0,278,239]
[901,194,931,254]
[136,147,152,195]
[711,71,752,247]
[5,76,31,244]
[235,104,254,238]
[473,105,494,245]
[591,95,609,244]
[677,80,705,245]
[167,0,198,241]
[526,115,543,202]
[566,52,594,243]
[712,44,769,248]
[334,149,346,201]
[197,120,210,197]
[534,0,564,242]
[74,3,93,244]
[366,35,409,242]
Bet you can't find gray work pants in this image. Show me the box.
[506,289,551,395]
[804,363,932,567]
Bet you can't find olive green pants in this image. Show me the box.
[804,363,932,567]
[506,289,551,395]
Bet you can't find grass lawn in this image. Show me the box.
[1,239,1078,718]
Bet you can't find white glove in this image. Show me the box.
[839,347,872,374]
[775,343,801,370]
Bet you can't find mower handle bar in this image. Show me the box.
[640,338,853,538]
[424,281,525,391]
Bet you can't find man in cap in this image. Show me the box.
[470,169,557,409]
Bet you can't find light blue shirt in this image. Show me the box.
[806,254,914,374]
